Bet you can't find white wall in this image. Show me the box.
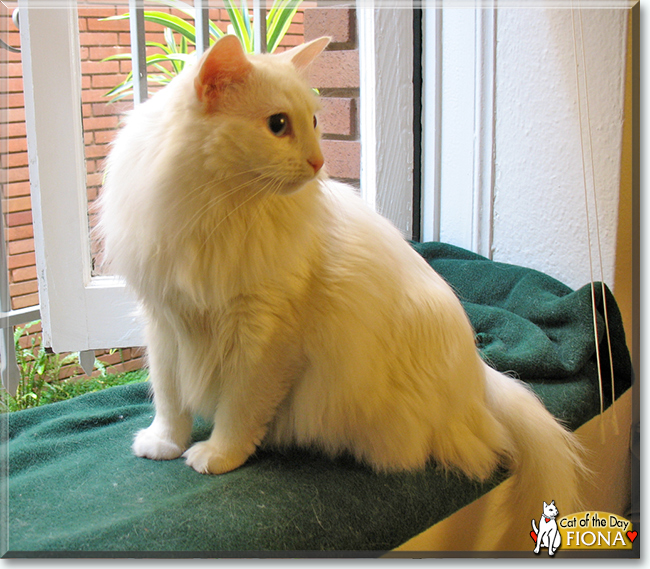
[491,7,628,290]
[424,5,628,291]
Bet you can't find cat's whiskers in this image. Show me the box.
[193,175,279,258]
[175,168,279,238]
[172,165,275,213]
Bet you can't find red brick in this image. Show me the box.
[320,139,360,179]
[86,16,131,32]
[319,97,356,137]
[85,159,99,175]
[89,46,130,61]
[307,50,358,89]
[276,35,303,49]
[5,137,27,153]
[286,23,303,36]
[122,357,145,372]
[6,210,32,227]
[86,186,99,203]
[4,93,25,109]
[9,279,38,298]
[100,350,126,366]
[81,59,121,75]
[58,365,78,380]
[4,151,28,169]
[5,195,31,213]
[98,101,132,119]
[6,225,33,241]
[5,107,24,123]
[2,63,24,79]
[83,115,118,130]
[93,130,117,145]
[1,33,20,54]
[12,293,39,310]
[78,6,118,19]
[91,74,128,90]
[5,78,23,93]
[79,32,119,47]
[2,50,22,64]
[7,252,35,270]
[119,60,133,74]
[6,166,29,184]
[4,121,25,138]
[85,143,110,159]
[85,173,103,189]
[304,7,355,46]
[6,181,31,198]
[8,238,34,256]
[11,265,37,283]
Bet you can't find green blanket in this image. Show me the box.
[2,242,633,556]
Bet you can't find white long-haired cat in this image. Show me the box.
[99,35,584,541]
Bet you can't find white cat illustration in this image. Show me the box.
[532,500,562,555]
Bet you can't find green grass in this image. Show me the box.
[1,369,148,413]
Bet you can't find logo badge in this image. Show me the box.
[530,503,636,553]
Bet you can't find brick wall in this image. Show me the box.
[305,4,359,185]
[0,2,359,379]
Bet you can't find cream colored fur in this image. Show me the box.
[99,36,584,518]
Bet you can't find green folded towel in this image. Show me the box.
[2,242,632,555]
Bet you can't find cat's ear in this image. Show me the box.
[280,37,330,71]
[194,35,252,107]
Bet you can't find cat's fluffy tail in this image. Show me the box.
[483,363,587,547]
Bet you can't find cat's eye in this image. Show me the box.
[268,113,290,136]
[313,115,318,129]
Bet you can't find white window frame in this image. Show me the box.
[421,2,495,258]
[19,0,143,353]
[358,1,414,238]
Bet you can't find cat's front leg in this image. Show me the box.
[133,316,193,460]
[183,350,298,475]
[182,383,279,475]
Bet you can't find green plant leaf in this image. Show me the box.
[164,27,184,74]
[106,11,197,45]
[152,0,224,40]
[150,0,196,20]
[267,0,302,53]
[145,41,174,55]
[223,0,253,52]
[104,75,134,99]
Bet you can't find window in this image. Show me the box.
[12,0,632,358]
[16,0,415,353]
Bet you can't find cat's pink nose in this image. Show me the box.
[308,156,324,174]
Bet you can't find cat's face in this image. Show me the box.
[543,501,559,518]
[191,35,329,196]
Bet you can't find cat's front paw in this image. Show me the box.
[183,440,251,474]
[132,426,187,460]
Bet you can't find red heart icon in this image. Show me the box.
[530,530,538,543]
[627,531,637,543]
